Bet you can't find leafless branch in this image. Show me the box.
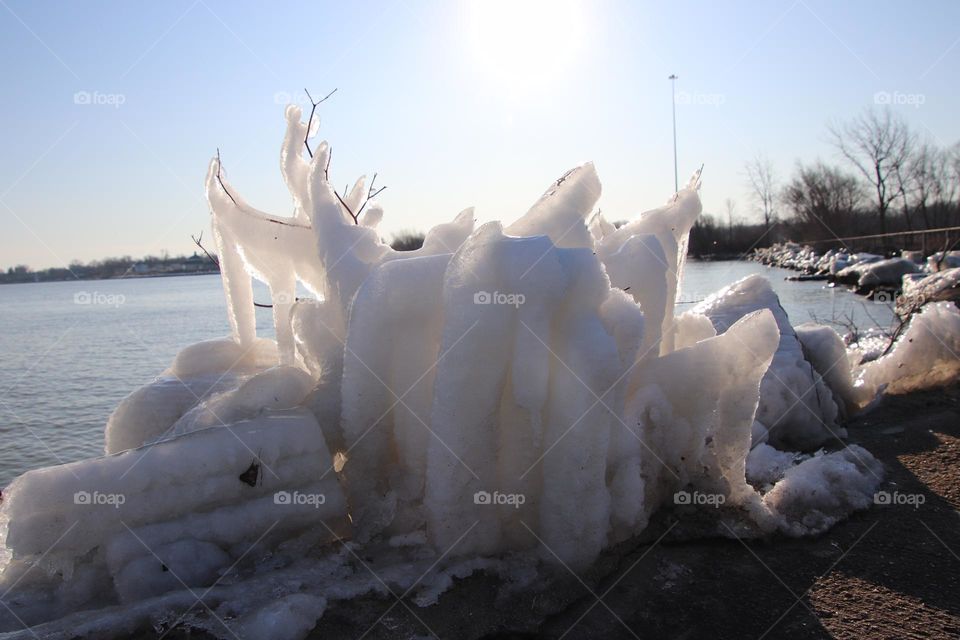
[191,231,220,268]
[334,190,360,225]
[333,173,388,225]
[355,172,387,219]
[303,87,337,158]
[216,148,238,206]
[295,88,385,226]
[935,232,960,271]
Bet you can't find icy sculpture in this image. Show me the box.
[206,105,475,365]
[0,107,889,635]
[693,275,843,450]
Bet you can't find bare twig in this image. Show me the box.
[296,88,385,226]
[935,233,959,271]
[216,148,238,206]
[334,173,388,225]
[303,87,337,158]
[356,172,387,219]
[191,231,220,268]
[878,294,924,357]
[334,190,360,225]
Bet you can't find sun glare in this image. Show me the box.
[466,0,586,97]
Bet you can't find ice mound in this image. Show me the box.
[1,412,347,618]
[0,106,892,636]
[795,323,858,418]
[762,445,883,536]
[104,337,280,454]
[854,257,920,292]
[746,443,799,487]
[857,301,960,396]
[927,250,960,272]
[899,267,960,314]
[693,275,843,450]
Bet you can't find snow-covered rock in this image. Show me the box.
[927,250,960,272]
[855,257,920,292]
[898,268,960,314]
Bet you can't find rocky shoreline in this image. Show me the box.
[751,243,960,313]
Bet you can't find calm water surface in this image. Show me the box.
[0,263,895,486]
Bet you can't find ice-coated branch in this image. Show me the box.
[303,87,337,159]
[333,173,388,226]
[215,148,238,206]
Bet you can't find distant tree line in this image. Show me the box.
[690,107,960,258]
[1,252,217,284]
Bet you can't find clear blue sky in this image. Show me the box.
[1,0,958,269]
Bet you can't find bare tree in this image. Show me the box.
[893,142,960,230]
[782,161,862,236]
[724,198,737,244]
[828,107,914,235]
[902,142,936,229]
[744,155,777,230]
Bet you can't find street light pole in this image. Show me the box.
[668,74,678,193]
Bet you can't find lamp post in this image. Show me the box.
[668,74,678,193]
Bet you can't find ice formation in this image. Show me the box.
[795,323,859,418]
[10,105,954,638]
[692,275,843,449]
[857,301,960,396]
[899,267,960,314]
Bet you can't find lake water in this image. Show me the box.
[0,262,896,487]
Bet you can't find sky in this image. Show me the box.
[1,0,958,270]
